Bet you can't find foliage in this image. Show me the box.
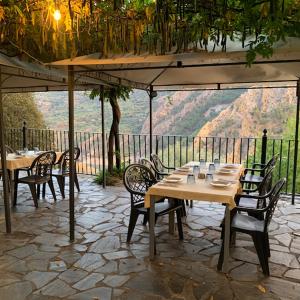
[0,0,299,63]
[89,86,131,102]
[94,164,125,186]
[3,93,46,129]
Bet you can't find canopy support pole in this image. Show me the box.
[292,78,300,205]
[0,66,11,233]
[100,86,106,188]
[68,66,75,242]
[149,86,153,155]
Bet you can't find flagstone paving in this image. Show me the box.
[0,175,300,299]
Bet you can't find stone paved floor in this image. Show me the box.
[0,175,300,299]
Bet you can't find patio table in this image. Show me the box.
[0,152,62,204]
[145,161,244,273]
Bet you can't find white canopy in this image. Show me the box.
[49,38,300,91]
[0,53,108,93]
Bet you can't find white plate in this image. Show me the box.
[223,164,239,169]
[210,180,231,187]
[176,167,190,171]
[163,177,183,184]
[217,169,236,174]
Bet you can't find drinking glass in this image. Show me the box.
[199,159,206,168]
[23,147,28,153]
[187,173,195,184]
[193,165,200,176]
[33,147,39,154]
[205,173,213,182]
[214,158,220,168]
[208,163,215,173]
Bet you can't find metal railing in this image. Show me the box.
[4,123,300,195]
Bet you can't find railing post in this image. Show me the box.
[261,129,268,176]
[22,121,27,149]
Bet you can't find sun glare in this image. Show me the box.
[53,9,61,21]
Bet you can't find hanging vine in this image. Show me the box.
[0,0,299,63]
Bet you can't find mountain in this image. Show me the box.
[33,87,296,139]
[197,88,296,138]
[33,89,244,135]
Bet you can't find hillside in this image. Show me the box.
[33,89,244,135]
[33,87,296,139]
[197,88,296,138]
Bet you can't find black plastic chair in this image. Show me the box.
[13,151,57,208]
[47,148,81,198]
[240,154,278,188]
[237,166,275,209]
[139,157,187,216]
[150,153,175,180]
[138,157,157,178]
[218,178,286,276]
[123,163,184,243]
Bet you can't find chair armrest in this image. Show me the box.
[158,171,170,177]
[252,163,266,168]
[164,166,175,171]
[244,167,264,174]
[242,187,259,193]
[235,205,267,214]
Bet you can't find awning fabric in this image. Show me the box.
[49,38,300,91]
[0,53,108,93]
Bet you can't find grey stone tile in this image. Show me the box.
[67,287,112,300]
[58,269,88,284]
[0,281,33,300]
[72,273,104,291]
[103,275,130,287]
[38,279,76,298]
[24,271,58,289]
[74,253,106,271]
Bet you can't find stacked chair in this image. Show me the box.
[219,153,285,276]
[240,154,278,189]
[218,178,286,276]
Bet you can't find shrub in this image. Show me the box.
[94,164,125,186]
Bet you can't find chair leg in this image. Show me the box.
[142,214,148,226]
[13,170,19,206]
[75,172,80,192]
[37,184,41,199]
[29,183,38,208]
[42,183,46,198]
[252,233,269,276]
[176,209,184,240]
[48,180,57,202]
[265,233,271,257]
[127,210,139,243]
[190,200,193,208]
[56,177,65,198]
[217,237,225,271]
[181,201,186,217]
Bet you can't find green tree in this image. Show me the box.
[3,93,46,129]
[2,92,46,150]
[90,86,131,173]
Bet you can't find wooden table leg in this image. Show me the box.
[222,204,230,272]
[149,196,155,260]
[168,211,175,234]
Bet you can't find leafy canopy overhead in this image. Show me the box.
[0,0,299,63]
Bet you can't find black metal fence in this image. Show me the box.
[5,123,299,195]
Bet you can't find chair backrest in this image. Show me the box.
[264,178,286,232]
[5,145,14,154]
[257,166,275,196]
[58,148,80,172]
[150,153,164,172]
[123,164,156,207]
[30,151,56,177]
[139,157,156,177]
[264,154,279,173]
